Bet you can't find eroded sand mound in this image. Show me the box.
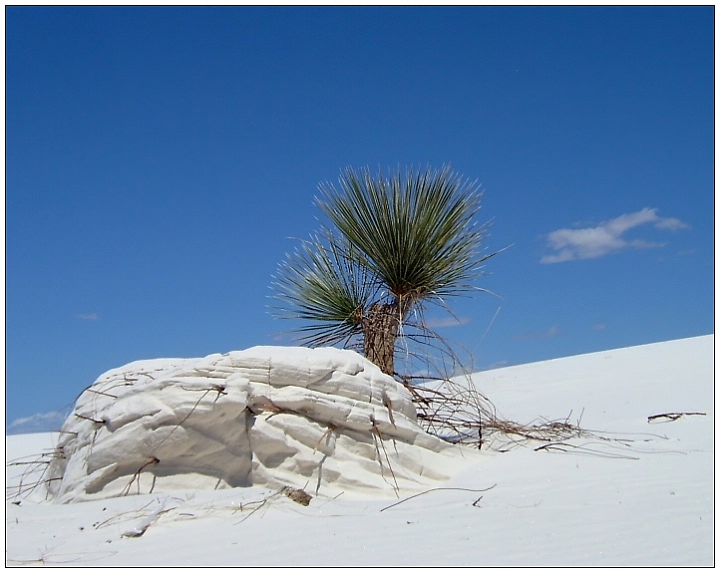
[47,346,470,502]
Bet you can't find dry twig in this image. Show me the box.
[380,485,497,512]
[647,411,706,423]
[370,418,400,497]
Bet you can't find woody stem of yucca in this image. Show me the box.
[361,295,414,377]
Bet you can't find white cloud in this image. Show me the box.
[654,217,689,231]
[541,208,689,264]
[424,316,471,328]
[514,325,561,341]
[483,360,511,370]
[7,411,67,434]
[77,313,101,321]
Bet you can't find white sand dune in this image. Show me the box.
[5,335,714,566]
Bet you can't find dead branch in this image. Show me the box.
[382,390,397,428]
[534,441,640,460]
[375,311,610,451]
[313,423,336,453]
[647,411,706,423]
[147,386,228,456]
[120,457,160,497]
[233,489,286,525]
[6,549,119,566]
[74,413,105,425]
[370,417,400,497]
[380,484,497,512]
[122,497,170,538]
[534,442,571,453]
[94,499,157,530]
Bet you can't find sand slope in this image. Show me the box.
[5,335,714,566]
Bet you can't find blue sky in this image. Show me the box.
[5,6,714,433]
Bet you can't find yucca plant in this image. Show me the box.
[271,165,497,377]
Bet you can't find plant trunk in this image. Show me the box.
[361,297,412,377]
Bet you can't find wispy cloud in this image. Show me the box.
[7,411,67,435]
[77,313,101,321]
[424,316,471,328]
[593,323,608,331]
[513,325,561,341]
[483,360,512,370]
[541,208,689,264]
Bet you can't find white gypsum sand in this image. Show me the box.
[5,335,714,566]
[42,346,473,503]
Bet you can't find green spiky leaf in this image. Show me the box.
[270,234,377,347]
[317,165,494,303]
[271,165,498,351]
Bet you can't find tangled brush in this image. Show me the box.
[358,311,588,451]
